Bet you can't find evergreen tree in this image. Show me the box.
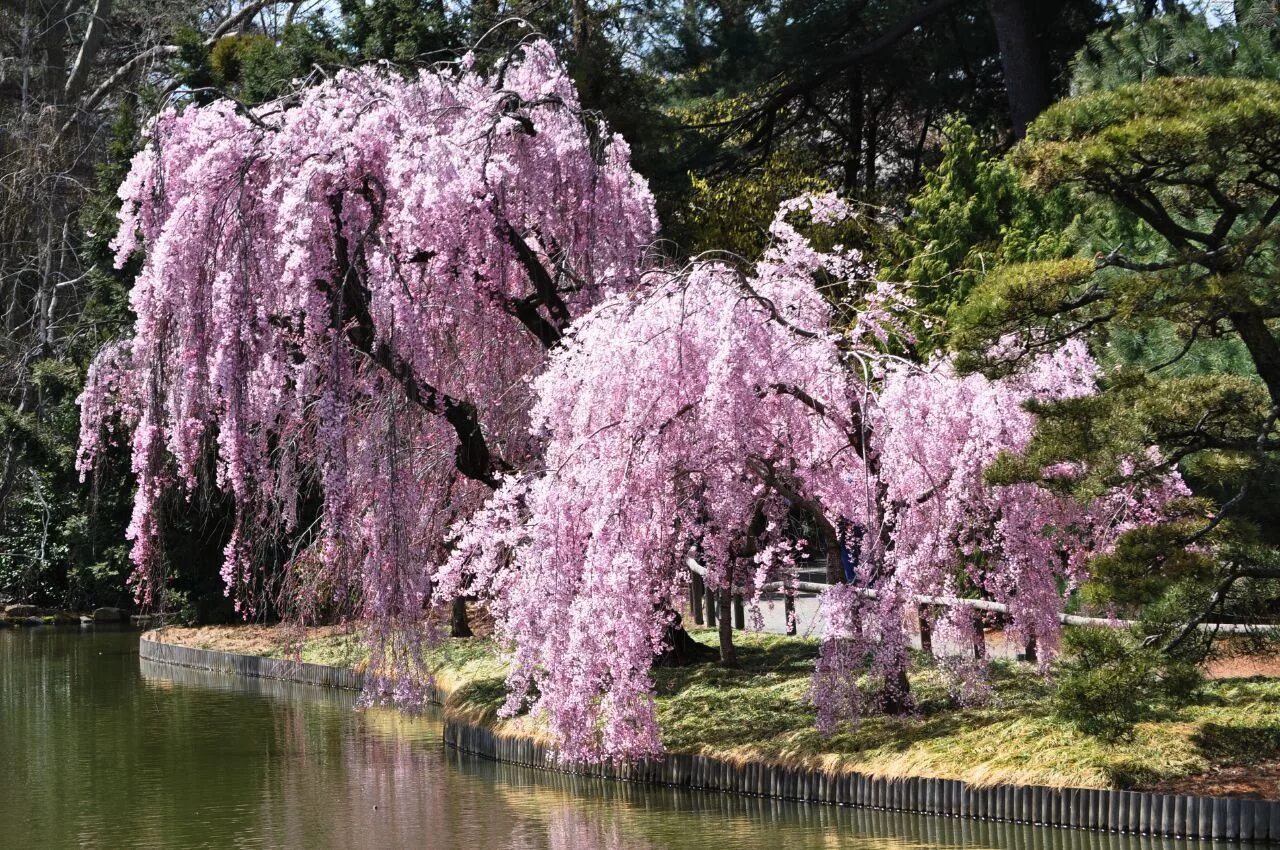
[951,76,1280,657]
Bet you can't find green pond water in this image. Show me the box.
[0,627,1250,849]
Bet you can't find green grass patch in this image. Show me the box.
[264,631,369,668]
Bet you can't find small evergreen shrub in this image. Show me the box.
[1053,627,1201,740]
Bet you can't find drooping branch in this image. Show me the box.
[328,192,511,488]
[497,219,572,347]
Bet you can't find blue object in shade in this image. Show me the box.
[838,520,860,583]
[840,544,855,583]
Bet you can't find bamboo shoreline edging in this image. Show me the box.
[138,630,1279,845]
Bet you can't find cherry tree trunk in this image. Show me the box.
[918,604,933,656]
[717,590,736,667]
[450,597,473,638]
[655,612,715,667]
[882,666,914,715]
[973,612,988,660]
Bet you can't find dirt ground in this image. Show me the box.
[154,623,354,656]
[1141,762,1280,799]
[1204,653,1280,679]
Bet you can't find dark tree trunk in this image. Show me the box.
[973,613,988,659]
[784,591,797,636]
[690,572,705,626]
[882,666,914,715]
[1024,636,1038,663]
[571,0,589,54]
[450,597,472,638]
[704,580,718,627]
[843,66,864,195]
[732,594,745,630]
[987,0,1051,138]
[863,106,879,197]
[825,549,844,585]
[717,590,736,666]
[918,605,933,656]
[655,613,716,667]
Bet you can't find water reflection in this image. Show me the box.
[0,629,1263,850]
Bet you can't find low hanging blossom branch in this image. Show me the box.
[76,41,657,703]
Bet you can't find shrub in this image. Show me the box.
[1053,627,1201,740]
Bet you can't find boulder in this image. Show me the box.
[4,604,39,618]
[92,607,127,623]
[22,616,44,626]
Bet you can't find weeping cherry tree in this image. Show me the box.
[76,42,657,701]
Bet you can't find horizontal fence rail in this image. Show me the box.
[686,558,1271,634]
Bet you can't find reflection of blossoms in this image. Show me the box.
[547,804,653,850]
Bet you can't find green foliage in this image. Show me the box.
[677,150,831,258]
[221,26,344,104]
[951,257,1095,371]
[899,120,1077,336]
[1054,627,1202,740]
[339,0,458,65]
[180,23,345,106]
[1084,520,1220,609]
[1018,76,1280,207]
[986,370,1269,492]
[1073,1,1280,94]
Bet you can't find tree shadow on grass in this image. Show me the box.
[650,632,1041,758]
[1193,721,1280,765]
[446,676,511,723]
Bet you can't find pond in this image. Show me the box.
[0,627,1247,849]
